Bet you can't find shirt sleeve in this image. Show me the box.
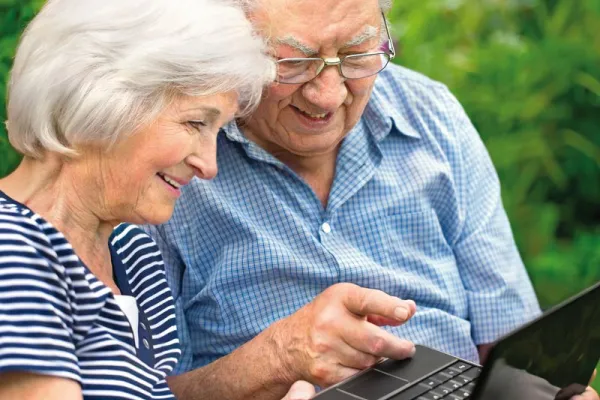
[142,223,193,375]
[0,224,80,382]
[443,88,542,345]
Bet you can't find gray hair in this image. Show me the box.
[7,0,276,158]
[236,0,392,13]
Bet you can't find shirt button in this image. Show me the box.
[143,338,150,349]
[321,222,332,234]
[140,323,146,331]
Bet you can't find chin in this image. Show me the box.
[145,211,175,226]
[288,135,345,156]
[132,205,175,226]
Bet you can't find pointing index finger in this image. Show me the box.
[343,285,416,323]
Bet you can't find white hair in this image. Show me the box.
[7,0,276,158]
[236,0,392,12]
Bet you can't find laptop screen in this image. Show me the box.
[474,281,600,400]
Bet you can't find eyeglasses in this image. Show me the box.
[275,11,396,84]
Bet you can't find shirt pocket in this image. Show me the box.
[384,207,455,270]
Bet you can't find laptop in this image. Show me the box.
[314,280,600,400]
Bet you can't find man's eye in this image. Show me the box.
[188,120,207,131]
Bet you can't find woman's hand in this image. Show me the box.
[281,381,316,400]
[572,386,599,400]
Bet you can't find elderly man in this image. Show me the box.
[144,0,599,399]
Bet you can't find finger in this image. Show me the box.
[570,386,599,400]
[343,285,416,323]
[341,318,416,360]
[281,381,316,400]
[367,315,408,327]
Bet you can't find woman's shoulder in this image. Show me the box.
[0,192,64,266]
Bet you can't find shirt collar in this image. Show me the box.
[223,120,249,144]
[362,74,422,142]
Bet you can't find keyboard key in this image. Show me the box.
[419,392,443,400]
[387,383,430,400]
[446,380,464,390]
[447,393,469,400]
[429,388,448,398]
[461,367,481,380]
[449,362,472,373]
[455,375,472,385]
[463,381,477,393]
[441,367,461,377]
[422,378,440,388]
[430,372,453,383]
[436,384,454,396]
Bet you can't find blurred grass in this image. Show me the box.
[1,0,599,392]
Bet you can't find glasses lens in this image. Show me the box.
[277,58,324,84]
[341,53,390,79]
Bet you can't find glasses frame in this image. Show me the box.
[275,11,396,84]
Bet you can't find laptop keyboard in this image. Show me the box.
[315,350,482,400]
[390,361,481,400]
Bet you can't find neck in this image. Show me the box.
[240,124,340,207]
[269,146,339,208]
[0,156,118,290]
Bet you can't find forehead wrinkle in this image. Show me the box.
[276,35,318,56]
[343,25,379,48]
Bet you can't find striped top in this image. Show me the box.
[0,191,179,399]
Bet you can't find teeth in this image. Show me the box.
[295,106,328,119]
[159,173,182,189]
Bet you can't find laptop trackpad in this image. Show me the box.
[375,345,457,382]
[341,370,409,399]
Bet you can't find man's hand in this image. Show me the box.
[281,381,315,400]
[267,283,416,388]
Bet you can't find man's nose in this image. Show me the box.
[302,65,348,110]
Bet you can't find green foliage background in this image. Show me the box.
[0,0,598,389]
[387,0,600,307]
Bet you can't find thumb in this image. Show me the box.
[281,380,316,400]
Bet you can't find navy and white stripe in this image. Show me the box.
[0,192,179,399]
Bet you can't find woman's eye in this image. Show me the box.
[188,120,207,131]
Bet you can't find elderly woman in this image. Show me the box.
[0,0,313,399]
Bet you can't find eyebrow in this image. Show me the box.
[183,106,221,121]
[275,25,380,57]
[343,25,379,48]
[275,36,318,56]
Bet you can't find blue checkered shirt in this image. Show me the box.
[144,64,541,375]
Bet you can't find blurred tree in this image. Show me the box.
[0,0,45,176]
[389,0,600,309]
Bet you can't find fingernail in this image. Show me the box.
[395,306,409,320]
[408,344,417,357]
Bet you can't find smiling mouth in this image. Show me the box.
[157,172,182,189]
[291,105,332,121]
